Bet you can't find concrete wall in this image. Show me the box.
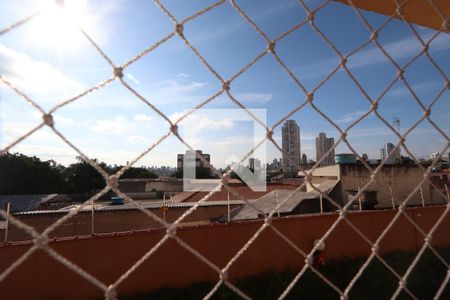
[145,180,183,192]
[0,206,448,299]
[118,180,183,193]
[305,164,340,178]
[339,165,446,208]
[306,165,340,193]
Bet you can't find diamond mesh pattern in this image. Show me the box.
[0,0,449,299]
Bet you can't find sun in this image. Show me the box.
[31,0,91,48]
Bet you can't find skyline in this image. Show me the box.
[1,0,449,169]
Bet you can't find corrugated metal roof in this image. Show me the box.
[222,189,319,221]
[13,200,246,215]
[0,195,52,213]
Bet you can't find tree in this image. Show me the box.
[172,166,218,179]
[0,153,160,195]
[63,156,108,193]
[0,153,68,194]
[111,166,158,179]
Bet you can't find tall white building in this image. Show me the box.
[281,120,301,173]
[315,132,335,166]
[380,142,400,164]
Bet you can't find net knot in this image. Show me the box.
[221,177,229,186]
[267,41,276,53]
[170,124,178,135]
[108,175,119,189]
[305,254,312,266]
[370,30,378,40]
[43,113,54,127]
[371,102,378,111]
[105,285,117,300]
[307,11,315,22]
[114,67,123,78]
[371,244,379,253]
[34,234,48,248]
[175,23,184,36]
[220,270,228,281]
[222,81,230,91]
[166,226,177,237]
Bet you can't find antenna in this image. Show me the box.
[393,117,400,133]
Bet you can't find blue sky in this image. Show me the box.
[0,0,449,168]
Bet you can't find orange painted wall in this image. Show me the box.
[336,0,449,31]
[0,205,448,299]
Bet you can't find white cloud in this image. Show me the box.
[211,136,252,148]
[389,81,440,96]
[141,79,209,105]
[298,33,450,80]
[0,44,83,96]
[125,73,140,85]
[54,114,74,125]
[93,115,128,135]
[335,110,367,124]
[235,92,273,104]
[170,112,234,130]
[128,135,147,143]
[177,72,190,78]
[133,114,154,122]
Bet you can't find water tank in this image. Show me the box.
[335,153,357,164]
[111,196,124,205]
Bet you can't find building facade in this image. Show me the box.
[177,150,211,170]
[302,153,307,165]
[248,158,262,170]
[380,142,400,165]
[315,132,335,166]
[281,120,301,173]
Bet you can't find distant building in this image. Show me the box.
[302,153,307,165]
[282,120,301,173]
[177,150,211,170]
[306,164,447,209]
[267,158,282,171]
[248,158,261,170]
[149,165,177,176]
[315,132,335,166]
[430,152,441,160]
[380,142,400,164]
[362,153,369,161]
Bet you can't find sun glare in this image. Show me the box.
[32,0,90,48]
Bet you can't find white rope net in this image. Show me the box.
[0,0,449,299]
